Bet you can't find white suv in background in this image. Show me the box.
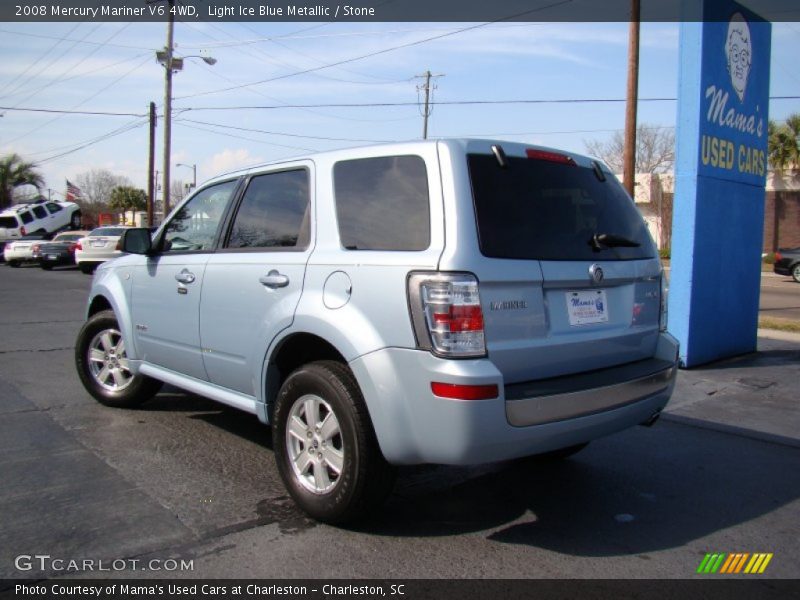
[0,199,82,248]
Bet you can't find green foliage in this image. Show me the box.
[108,186,146,213]
[762,253,777,265]
[659,247,671,260]
[768,113,800,172]
[0,153,44,209]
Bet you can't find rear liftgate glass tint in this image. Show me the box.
[467,154,655,261]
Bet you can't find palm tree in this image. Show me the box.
[768,114,800,172]
[0,154,45,209]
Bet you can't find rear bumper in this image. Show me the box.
[773,264,794,276]
[350,333,678,465]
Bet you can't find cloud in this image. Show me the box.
[204,148,264,178]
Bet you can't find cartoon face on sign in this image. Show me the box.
[725,12,752,102]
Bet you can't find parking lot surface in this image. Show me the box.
[1,264,798,580]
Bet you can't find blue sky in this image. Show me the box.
[0,19,798,198]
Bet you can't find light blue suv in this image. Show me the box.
[75,139,679,523]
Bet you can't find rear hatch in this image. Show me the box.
[464,143,662,384]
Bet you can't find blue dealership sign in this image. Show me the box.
[670,1,771,367]
[697,4,770,185]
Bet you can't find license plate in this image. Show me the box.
[48,254,59,260]
[566,290,609,326]
[90,241,106,248]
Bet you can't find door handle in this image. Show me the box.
[259,270,290,289]
[175,269,196,284]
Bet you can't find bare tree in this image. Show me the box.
[584,124,675,174]
[74,169,130,206]
[170,180,188,206]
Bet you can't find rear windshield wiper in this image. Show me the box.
[589,233,641,251]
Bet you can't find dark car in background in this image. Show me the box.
[34,230,91,270]
[774,248,800,283]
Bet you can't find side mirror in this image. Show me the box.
[121,228,153,255]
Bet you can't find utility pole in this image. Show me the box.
[147,101,157,227]
[415,70,444,139]
[162,0,175,218]
[623,0,640,198]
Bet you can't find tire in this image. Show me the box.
[792,263,800,284]
[75,310,162,408]
[70,211,82,230]
[79,262,95,274]
[273,361,395,524]
[41,263,53,271]
[8,260,20,268]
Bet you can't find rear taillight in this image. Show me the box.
[775,251,782,261]
[408,272,486,357]
[75,241,83,251]
[68,243,77,252]
[115,239,122,251]
[431,382,498,400]
[20,226,26,236]
[660,272,669,332]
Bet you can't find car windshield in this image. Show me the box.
[0,216,19,228]
[89,227,127,237]
[468,153,656,261]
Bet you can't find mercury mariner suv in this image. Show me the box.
[74,139,679,523]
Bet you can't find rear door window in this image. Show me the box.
[468,154,655,261]
[19,211,33,225]
[333,155,430,251]
[226,169,310,250]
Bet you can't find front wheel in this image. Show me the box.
[273,361,395,524]
[792,263,800,284]
[75,310,161,408]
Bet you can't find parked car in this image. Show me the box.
[773,248,800,283]
[34,230,91,269]
[3,232,54,267]
[74,139,679,523]
[0,199,82,249]
[74,226,131,274]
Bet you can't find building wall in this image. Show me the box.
[627,170,800,253]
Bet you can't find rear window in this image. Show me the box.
[468,154,655,261]
[90,227,126,237]
[0,216,19,229]
[334,155,430,251]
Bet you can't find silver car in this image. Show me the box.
[75,140,678,523]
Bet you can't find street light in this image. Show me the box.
[156,32,216,217]
[176,162,196,190]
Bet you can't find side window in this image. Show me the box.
[333,155,430,251]
[227,170,310,250]
[32,206,48,219]
[46,203,63,214]
[162,180,237,253]
[20,211,34,225]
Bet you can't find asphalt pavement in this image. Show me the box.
[0,264,798,582]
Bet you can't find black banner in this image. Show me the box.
[2,580,800,600]
[2,0,800,23]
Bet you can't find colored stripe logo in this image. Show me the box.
[697,552,773,574]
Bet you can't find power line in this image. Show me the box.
[0,27,153,51]
[34,118,149,165]
[0,106,147,116]
[176,117,394,143]
[174,0,574,100]
[174,121,316,153]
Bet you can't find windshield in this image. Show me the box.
[468,154,656,261]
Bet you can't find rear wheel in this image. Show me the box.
[273,361,395,524]
[40,262,53,271]
[75,310,161,408]
[79,262,95,274]
[8,260,20,268]
[792,263,800,283]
